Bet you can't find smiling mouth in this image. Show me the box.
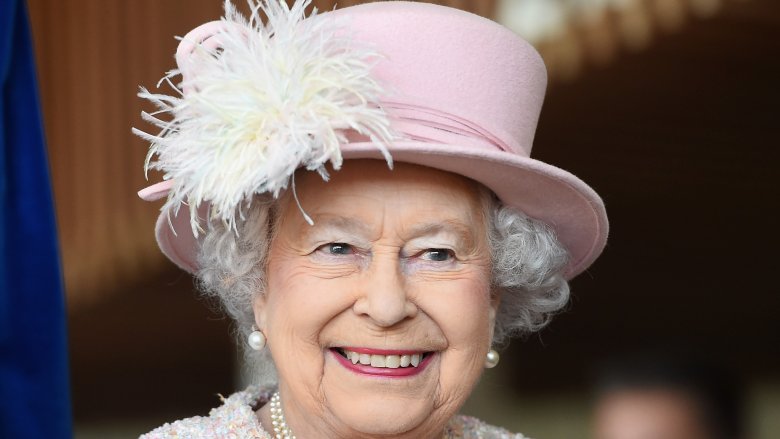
[333,348,433,369]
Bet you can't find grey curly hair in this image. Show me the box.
[196,188,570,386]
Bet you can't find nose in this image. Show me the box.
[352,255,417,327]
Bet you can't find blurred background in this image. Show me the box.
[24,0,779,437]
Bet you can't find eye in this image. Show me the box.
[421,248,455,262]
[318,242,354,256]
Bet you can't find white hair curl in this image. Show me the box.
[196,189,569,386]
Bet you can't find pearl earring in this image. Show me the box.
[247,326,267,351]
[485,349,500,368]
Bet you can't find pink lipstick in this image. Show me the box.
[330,347,434,377]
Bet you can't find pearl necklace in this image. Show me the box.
[268,392,462,439]
[269,392,296,439]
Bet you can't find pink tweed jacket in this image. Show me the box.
[140,386,530,438]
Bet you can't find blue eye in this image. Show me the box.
[422,249,454,262]
[324,243,353,255]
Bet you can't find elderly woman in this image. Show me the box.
[135,0,607,437]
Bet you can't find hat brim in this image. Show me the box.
[153,141,608,280]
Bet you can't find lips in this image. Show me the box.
[330,347,434,377]
[339,348,425,368]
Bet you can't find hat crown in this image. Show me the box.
[332,1,547,157]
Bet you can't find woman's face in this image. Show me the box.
[255,160,496,437]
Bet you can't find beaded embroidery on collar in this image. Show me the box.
[140,386,531,438]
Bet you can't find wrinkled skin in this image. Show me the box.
[253,160,497,438]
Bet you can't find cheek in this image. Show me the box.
[415,274,493,345]
[415,276,493,403]
[264,260,361,412]
[416,275,493,365]
[264,258,358,351]
[269,257,344,313]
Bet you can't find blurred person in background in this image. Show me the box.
[133,0,608,437]
[592,356,745,439]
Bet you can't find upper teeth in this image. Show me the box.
[342,349,423,368]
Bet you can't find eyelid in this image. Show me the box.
[314,242,351,253]
[404,241,457,255]
[307,233,367,251]
[326,242,352,252]
[425,247,455,254]
[421,248,456,260]
[401,247,458,263]
[311,242,372,260]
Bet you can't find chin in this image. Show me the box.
[321,349,445,436]
[330,392,436,436]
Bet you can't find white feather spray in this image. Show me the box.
[134,0,395,236]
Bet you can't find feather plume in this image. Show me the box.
[134,0,395,236]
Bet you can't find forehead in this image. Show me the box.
[277,160,487,233]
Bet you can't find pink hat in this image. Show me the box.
[136,0,608,279]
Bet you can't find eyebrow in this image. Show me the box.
[405,221,476,250]
[306,215,372,236]
[304,215,477,249]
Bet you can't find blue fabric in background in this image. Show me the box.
[0,0,73,437]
